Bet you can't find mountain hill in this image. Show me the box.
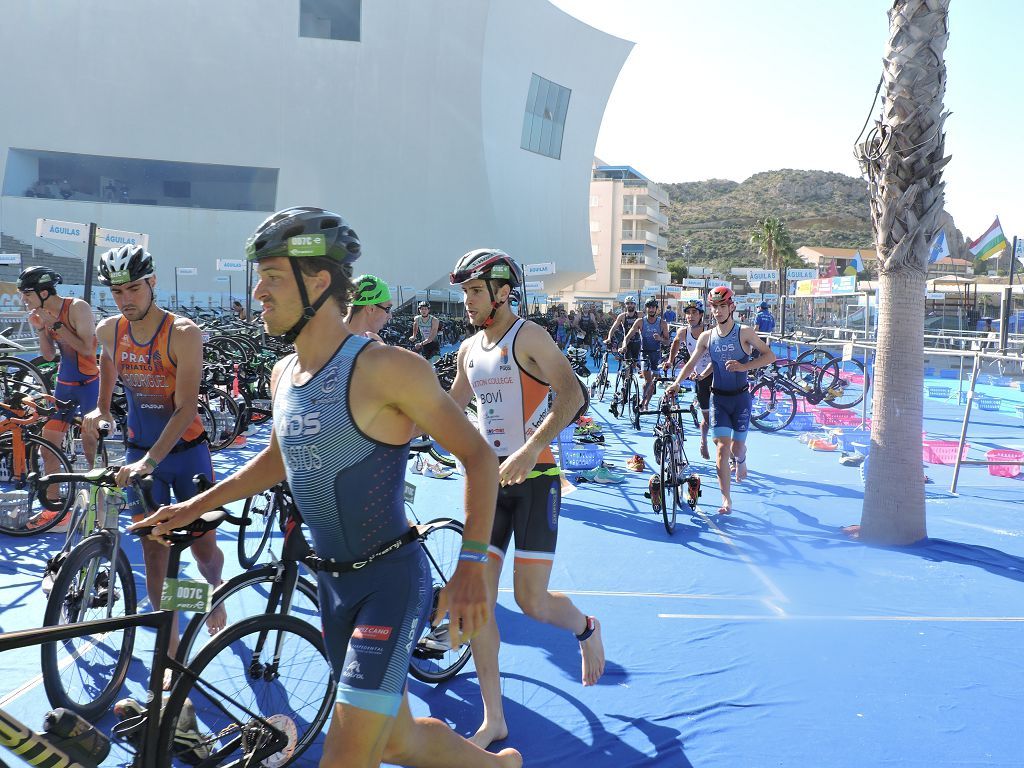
[659,169,874,273]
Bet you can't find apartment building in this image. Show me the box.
[557,163,670,308]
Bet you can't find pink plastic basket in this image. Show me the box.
[813,409,863,427]
[922,440,969,465]
[986,448,1023,478]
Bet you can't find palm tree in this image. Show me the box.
[750,216,797,320]
[854,0,950,545]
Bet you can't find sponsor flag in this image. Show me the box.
[968,217,1008,262]
[823,258,838,278]
[928,230,950,264]
[844,250,865,276]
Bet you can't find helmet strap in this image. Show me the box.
[272,259,332,344]
[475,280,508,329]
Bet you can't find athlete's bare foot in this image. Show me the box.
[700,441,710,460]
[735,457,747,483]
[580,616,605,687]
[496,748,523,767]
[206,601,227,635]
[717,503,731,516]
[470,720,508,749]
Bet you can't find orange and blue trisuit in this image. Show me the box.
[113,313,212,517]
[48,298,99,432]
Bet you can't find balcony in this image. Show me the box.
[622,178,669,204]
[621,253,669,271]
[622,204,669,226]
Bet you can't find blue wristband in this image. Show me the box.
[458,549,489,564]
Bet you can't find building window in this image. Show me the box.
[3,148,278,212]
[300,0,360,42]
[591,243,599,255]
[590,196,599,207]
[590,220,600,232]
[521,74,571,160]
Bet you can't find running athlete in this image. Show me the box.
[132,208,519,768]
[410,300,441,358]
[605,297,641,360]
[19,267,99,521]
[449,249,604,749]
[82,245,226,665]
[667,299,713,460]
[620,298,669,410]
[666,286,775,515]
[345,274,393,342]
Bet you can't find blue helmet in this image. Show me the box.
[683,299,704,314]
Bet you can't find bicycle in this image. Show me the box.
[639,387,702,535]
[609,351,641,423]
[0,393,76,536]
[19,472,335,766]
[176,466,472,686]
[589,349,615,402]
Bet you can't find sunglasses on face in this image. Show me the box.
[378,304,393,314]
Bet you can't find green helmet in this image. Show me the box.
[351,274,391,305]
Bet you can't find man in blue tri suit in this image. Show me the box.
[620,298,670,410]
[667,286,775,515]
[133,207,521,768]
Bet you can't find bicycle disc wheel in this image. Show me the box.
[0,434,75,535]
[660,439,677,535]
[749,382,796,432]
[41,533,137,719]
[816,357,869,410]
[177,567,321,664]
[409,519,473,684]
[237,491,275,569]
[159,614,335,768]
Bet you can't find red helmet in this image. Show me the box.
[707,286,735,305]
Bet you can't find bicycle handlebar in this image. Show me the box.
[131,473,247,544]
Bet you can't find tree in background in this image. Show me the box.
[854,0,950,544]
[749,216,796,274]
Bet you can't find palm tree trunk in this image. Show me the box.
[856,0,951,545]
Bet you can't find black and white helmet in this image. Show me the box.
[449,249,524,288]
[97,245,154,286]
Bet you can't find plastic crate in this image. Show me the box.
[927,385,951,399]
[939,369,960,379]
[975,395,1000,412]
[922,440,969,465]
[785,412,817,431]
[986,449,1023,478]
[556,425,576,444]
[559,443,604,471]
[1015,404,1024,420]
[993,376,1012,388]
[813,409,862,427]
[850,441,871,456]
[836,429,871,452]
[923,366,936,377]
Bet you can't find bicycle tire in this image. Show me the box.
[749,381,797,432]
[0,434,76,535]
[237,490,276,569]
[789,348,835,387]
[630,386,641,431]
[660,438,677,535]
[669,432,684,512]
[0,356,52,400]
[428,401,477,468]
[816,357,869,410]
[40,533,137,719]
[177,566,320,665]
[158,614,335,768]
[409,518,473,684]
[199,387,241,451]
[596,366,609,402]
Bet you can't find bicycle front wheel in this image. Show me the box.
[816,357,868,410]
[409,518,473,684]
[237,490,276,569]
[159,614,335,768]
[0,434,75,535]
[660,438,677,535]
[41,533,137,719]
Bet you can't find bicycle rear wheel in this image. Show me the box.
[660,437,677,535]
[816,357,868,410]
[0,356,51,399]
[428,402,477,468]
[237,490,276,569]
[409,518,473,684]
[159,614,334,768]
[199,387,241,451]
[749,382,796,432]
[0,434,75,535]
[41,533,137,719]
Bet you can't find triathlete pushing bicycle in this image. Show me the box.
[666,286,775,515]
[132,207,520,768]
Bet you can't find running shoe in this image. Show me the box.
[575,433,605,444]
[411,454,425,475]
[625,455,646,472]
[423,462,454,479]
[577,466,624,484]
[646,475,663,510]
[419,623,452,652]
[26,507,70,532]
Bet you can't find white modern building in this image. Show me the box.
[558,162,670,309]
[0,0,631,307]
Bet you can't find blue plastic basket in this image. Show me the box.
[838,429,871,453]
[785,412,817,432]
[993,376,1012,388]
[923,366,937,377]
[851,441,871,456]
[975,395,1000,412]
[560,443,604,471]
[939,369,960,380]
[927,385,951,399]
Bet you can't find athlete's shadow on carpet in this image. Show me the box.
[410,667,691,768]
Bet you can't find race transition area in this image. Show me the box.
[1,367,1022,767]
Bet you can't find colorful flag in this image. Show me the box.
[823,258,838,278]
[968,217,1008,262]
[844,250,865,276]
[928,230,950,264]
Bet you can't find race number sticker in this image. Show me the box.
[161,578,211,612]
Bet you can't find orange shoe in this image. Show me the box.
[626,454,646,472]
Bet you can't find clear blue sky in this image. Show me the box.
[550,0,1022,245]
